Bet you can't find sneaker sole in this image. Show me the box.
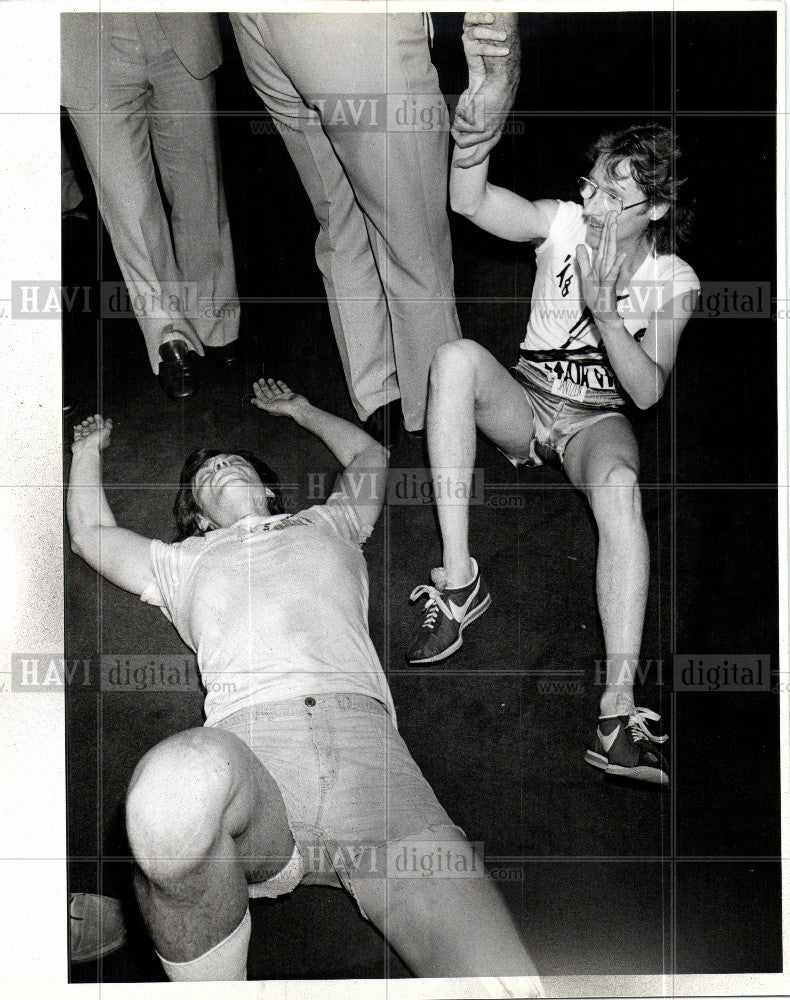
[584,749,669,786]
[407,593,492,664]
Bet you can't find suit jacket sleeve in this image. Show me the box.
[61,12,222,110]
[156,13,223,80]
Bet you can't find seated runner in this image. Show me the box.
[67,379,543,993]
[407,101,699,786]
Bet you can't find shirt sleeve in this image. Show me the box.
[299,487,371,548]
[539,200,585,253]
[140,537,201,622]
[659,258,700,312]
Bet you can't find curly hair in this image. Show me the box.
[173,448,285,541]
[588,123,694,254]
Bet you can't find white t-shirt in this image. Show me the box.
[140,491,396,726]
[515,200,700,409]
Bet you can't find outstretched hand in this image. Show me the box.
[72,415,113,456]
[576,212,628,325]
[251,378,307,419]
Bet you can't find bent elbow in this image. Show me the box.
[635,383,665,411]
[631,367,668,410]
[372,442,390,464]
[69,528,92,560]
[449,181,482,219]
[449,192,476,219]
[359,439,390,466]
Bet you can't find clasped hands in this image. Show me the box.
[452,13,519,167]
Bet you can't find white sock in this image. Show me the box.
[447,557,478,591]
[157,908,251,982]
[599,691,635,718]
[160,332,191,349]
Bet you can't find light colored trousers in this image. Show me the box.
[65,13,239,373]
[231,13,461,431]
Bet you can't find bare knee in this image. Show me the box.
[589,463,643,531]
[126,729,235,885]
[429,339,486,393]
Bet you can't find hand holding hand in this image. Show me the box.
[576,212,628,325]
[460,12,510,82]
[251,378,307,419]
[72,415,112,456]
[452,14,518,168]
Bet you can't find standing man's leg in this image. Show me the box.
[65,14,204,381]
[145,16,239,355]
[126,727,296,980]
[563,417,668,783]
[408,339,535,662]
[233,13,462,433]
[231,12,399,426]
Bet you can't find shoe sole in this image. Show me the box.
[407,593,492,664]
[584,749,669,786]
[71,929,127,963]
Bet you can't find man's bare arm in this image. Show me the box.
[596,294,697,409]
[576,214,698,409]
[450,142,558,241]
[251,379,388,530]
[452,13,521,168]
[68,416,155,595]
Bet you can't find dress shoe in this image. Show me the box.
[157,340,198,400]
[62,206,90,223]
[69,893,126,963]
[363,399,402,449]
[204,341,239,367]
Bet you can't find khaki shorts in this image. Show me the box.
[209,692,463,918]
[504,372,629,467]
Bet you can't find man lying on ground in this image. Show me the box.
[67,379,543,993]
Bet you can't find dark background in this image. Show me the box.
[63,11,781,984]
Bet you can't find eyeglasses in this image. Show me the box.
[578,176,649,215]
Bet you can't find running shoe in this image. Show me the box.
[585,703,669,785]
[407,559,491,663]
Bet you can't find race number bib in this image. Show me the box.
[548,376,588,402]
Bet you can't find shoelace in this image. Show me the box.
[627,706,668,745]
[409,584,452,630]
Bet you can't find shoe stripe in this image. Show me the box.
[458,591,491,631]
[448,578,481,622]
[597,725,620,754]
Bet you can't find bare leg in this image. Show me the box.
[562,416,648,713]
[126,727,294,963]
[427,340,535,587]
[348,828,541,989]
